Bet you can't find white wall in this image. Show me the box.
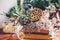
[0,0,17,13]
[0,0,17,28]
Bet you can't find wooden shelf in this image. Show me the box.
[20,34,51,40]
[20,29,51,40]
[22,29,49,35]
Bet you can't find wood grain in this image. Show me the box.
[0,34,18,40]
[20,34,51,40]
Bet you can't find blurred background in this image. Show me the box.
[0,0,16,28]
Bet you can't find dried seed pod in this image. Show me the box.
[29,8,43,22]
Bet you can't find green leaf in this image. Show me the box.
[6,7,16,18]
